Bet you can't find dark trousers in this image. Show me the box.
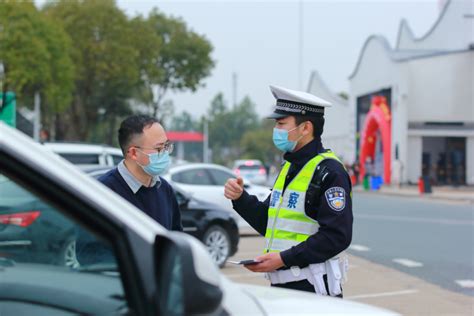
[271,274,343,298]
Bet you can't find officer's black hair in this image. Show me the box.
[118,115,159,155]
[294,115,324,138]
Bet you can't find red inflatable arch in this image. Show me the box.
[359,96,392,184]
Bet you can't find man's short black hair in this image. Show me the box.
[118,115,159,155]
[294,115,325,138]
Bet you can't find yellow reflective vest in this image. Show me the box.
[265,151,343,253]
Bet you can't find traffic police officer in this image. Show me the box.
[224,85,353,297]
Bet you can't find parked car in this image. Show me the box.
[233,159,268,185]
[43,142,123,167]
[0,123,396,316]
[163,163,271,233]
[88,166,239,268]
[0,175,77,267]
[174,186,239,268]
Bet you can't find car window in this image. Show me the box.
[59,153,100,165]
[171,169,213,185]
[111,155,123,165]
[0,172,128,314]
[236,165,262,171]
[207,168,234,186]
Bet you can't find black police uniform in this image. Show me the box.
[232,137,353,295]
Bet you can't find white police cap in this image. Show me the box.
[267,85,332,119]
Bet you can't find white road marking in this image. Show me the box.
[357,213,474,226]
[225,272,264,278]
[349,244,370,252]
[230,252,261,257]
[347,289,419,300]
[393,258,424,268]
[455,280,474,288]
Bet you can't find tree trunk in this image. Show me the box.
[68,93,90,141]
[54,112,67,140]
[107,113,118,146]
[152,85,167,120]
[1,65,9,112]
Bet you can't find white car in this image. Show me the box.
[43,142,123,167]
[0,122,396,316]
[233,159,268,185]
[163,163,271,234]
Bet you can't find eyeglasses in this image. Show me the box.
[134,142,174,155]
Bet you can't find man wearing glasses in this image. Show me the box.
[99,115,182,231]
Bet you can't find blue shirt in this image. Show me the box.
[99,161,182,231]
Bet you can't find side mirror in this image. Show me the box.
[174,190,190,208]
[154,232,223,315]
[179,200,189,208]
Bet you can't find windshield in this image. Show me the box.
[0,172,127,313]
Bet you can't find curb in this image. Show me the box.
[353,187,474,204]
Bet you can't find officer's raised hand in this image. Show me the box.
[224,177,244,200]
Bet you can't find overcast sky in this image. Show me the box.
[37,0,441,118]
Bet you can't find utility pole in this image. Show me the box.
[203,118,209,163]
[33,92,41,141]
[232,72,238,108]
[298,0,304,90]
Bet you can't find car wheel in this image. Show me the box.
[61,239,80,269]
[203,225,230,268]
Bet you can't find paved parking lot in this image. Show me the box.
[223,236,473,315]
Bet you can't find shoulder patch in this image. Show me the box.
[325,187,346,212]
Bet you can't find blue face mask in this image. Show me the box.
[138,151,170,176]
[272,125,303,152]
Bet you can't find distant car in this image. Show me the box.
[43,142,123,167]
[163,163,271,233]
[233,159,268,185]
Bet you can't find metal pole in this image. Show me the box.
[232,72,237,108]
[203,118,209,163]
[177,142,184,161]
[298,0,304,90]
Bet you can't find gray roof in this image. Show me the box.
[349,0,473,79]
[348,35,471,79]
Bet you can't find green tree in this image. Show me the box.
[143,9,215,120]
[206,93,231,164]
[0,1,74,133]
[44,0,140,141]
[206,93,259,164]
[240,119,279,165]
[231,96,259,141]
[169,110,199,131]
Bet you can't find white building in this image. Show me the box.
[307,71,354,165]
[318,0,473,185]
